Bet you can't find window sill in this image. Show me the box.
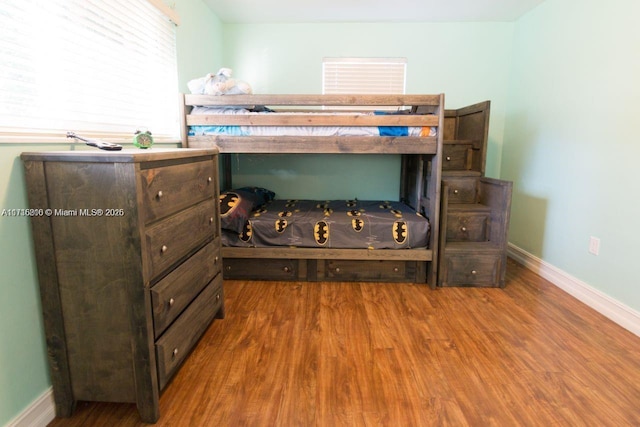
[0,131,181,146]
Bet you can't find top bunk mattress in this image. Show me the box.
[221,198,430,250]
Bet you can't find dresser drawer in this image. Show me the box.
[146,199,217,279]
[444,178,477,204]
[446,213,489,242]
[223,258,302,280]
[442,253,500,287]
[155,274,223,390]
[151,238,221,338]
[140,160,216,223]
[442,143,473,171]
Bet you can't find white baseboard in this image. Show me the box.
[5,387,55,427]
[508,243,640,337]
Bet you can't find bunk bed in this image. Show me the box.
[181,94,444,285]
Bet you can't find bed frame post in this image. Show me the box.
[426,93,445,287]
[179,93,188,147]
[220,154,232,191]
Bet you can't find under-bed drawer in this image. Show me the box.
[155,274,223,390]
[318,259,420,282]
[151,239,221,338]
[223,258,304,281]
[140,159,217,223]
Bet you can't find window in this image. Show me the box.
[0,0,180,142]
[322,57,407,95]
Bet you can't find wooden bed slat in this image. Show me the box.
[187,135,438,154]
[221,247,433,261]
[184,93,442,107]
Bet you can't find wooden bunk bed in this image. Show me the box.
[181,94,444,286]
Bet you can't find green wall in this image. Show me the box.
[221,22,513,198]
[502,0,640,311]
[0,145,52,426]
[0,1,222,425]
[174,0,224,92]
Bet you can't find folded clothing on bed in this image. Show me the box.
[222,199,430,249]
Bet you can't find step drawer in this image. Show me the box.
[442,143,473,171]
[444,177,477,204]
[151,239,221,339]
[443,253,501,287]
[446,212,489,242]
[140,159,216,223]
[145,199,217,280]
[155,274,223,390]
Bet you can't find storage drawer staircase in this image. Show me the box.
[438,101,513,287]
[439,177,512,287]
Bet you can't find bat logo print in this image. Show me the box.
[275,219,288,233]
[240,221,253,242]
[219,192,239,216]
[314,221,329,245]
[252,207,267,217]
[393,221,408,244]
[351,218,364,232]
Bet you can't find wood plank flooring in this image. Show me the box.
[48,259,640,426]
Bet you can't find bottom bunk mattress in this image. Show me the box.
[221,198,430,250]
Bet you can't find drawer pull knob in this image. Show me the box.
[172,348,179,358]
[161,245,168,253]
[446,156,451,161]
[216,294,220,301]
[471,270,477,275]
[210,217,214,224]
[214,256,219,264]
[168,298,175,307]
[157,190,163,199]
[461,227,467,232]
[207,177,212,183]
[335,267,340,273]
[226,265,232,271]
[283,266,290,273]
[393,267,399,273]
[453,189,459,195]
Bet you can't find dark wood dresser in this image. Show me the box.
[438,102,513,287]
[21,148,223,423]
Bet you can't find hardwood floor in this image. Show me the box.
[48,259,640,426]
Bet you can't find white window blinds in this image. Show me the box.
[0,0,180,141]
[322,57,407,95]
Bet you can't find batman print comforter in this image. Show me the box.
[221,199,430,249]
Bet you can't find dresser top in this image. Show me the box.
[21,147,218,163]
